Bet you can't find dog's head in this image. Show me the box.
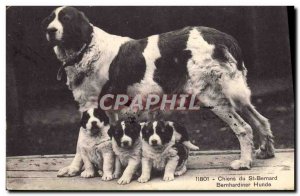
[42,6,93,49]
[81,108,109,136]
[108,119,141,148]
[141,121,174,148]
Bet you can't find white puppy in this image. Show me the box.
[57,108,115,181]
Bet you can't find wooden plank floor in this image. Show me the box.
[6,149,294,191]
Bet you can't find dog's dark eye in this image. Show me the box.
[62,15,71,22]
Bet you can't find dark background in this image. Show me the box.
[6,6,294,156]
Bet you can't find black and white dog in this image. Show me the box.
[43,6,275,175]
[57,108,115,180]
[108,119,142,185]
[139,120,198,182]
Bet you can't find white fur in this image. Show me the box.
[53,25,130,112]
[127,35,163,97]
[111,134,142,184]
[149,121,162,145]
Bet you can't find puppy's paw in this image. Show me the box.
[102,173,113,181]
[117,175,132,185]
[163,174,175,181]
[230,159,252,170]
[113,172,122,179]
[98,170,103,177]
[137,175,150,183]
[174,166,187,176]
[57,166,80,177]
[80,169,95,178]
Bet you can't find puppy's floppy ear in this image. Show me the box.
[165,122,174,134]
[80,112,88,129]
[80,118,86,129]
[134,122,141,133]
[107,125,114,138]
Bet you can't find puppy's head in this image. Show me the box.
[108,119,141,148]
[42,6,93,49]
[81,108,109,136]
[141,121,174,148]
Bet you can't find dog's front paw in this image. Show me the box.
[174,166,187,176]
[163,174,175,181]
[102,173,113,181]
[255,147,275,159]
[117,175,132,185]
[230,159,252,170]
[80,169,95,178]
[137,175,150,183]
[57,166,80,177]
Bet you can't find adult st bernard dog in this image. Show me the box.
[42,6,275,175]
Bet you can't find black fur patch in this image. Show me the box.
[108,119,141,147]
[93,108,109,125]
[154,27,192,93]
[80,111,90,129]
[141,121,173,145]
[172,122,190,142]
[58,7,93,50]
[80,108,109,129]
[197,27,244,71]
[141,123,153,143]
[104,39,148,95]
[172,143,189,167]
[155,121,173,145]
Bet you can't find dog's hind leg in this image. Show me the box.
[211,105,254,170]
[240,104,275,159]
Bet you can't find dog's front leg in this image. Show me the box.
[57,152,83,177]
[163,155,179,181]
[118,158,140,185]
[113,156,122,179]
[102,152,114,181]
[137,157,152,183]
[80,148,95,178]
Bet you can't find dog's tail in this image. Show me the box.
[183,141,199,151]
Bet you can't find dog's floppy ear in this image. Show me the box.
[107,125,114,138]
[78,11,93,43]
[140,122,146,129]
[165,121,174,135]
[80,112,89,129]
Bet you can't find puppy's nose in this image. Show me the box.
[47,27,57,34]
[91,121,98,128]
[122,141,129,147]
[151,139,157,145]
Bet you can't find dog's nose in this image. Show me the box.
[47,27,57,34]
[91,121,98,128]
[122,141,129,147]
[151,139,157,145]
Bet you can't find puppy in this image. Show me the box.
[77,108,114,180]
[138,120,198,182]
[108,119,142,185]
